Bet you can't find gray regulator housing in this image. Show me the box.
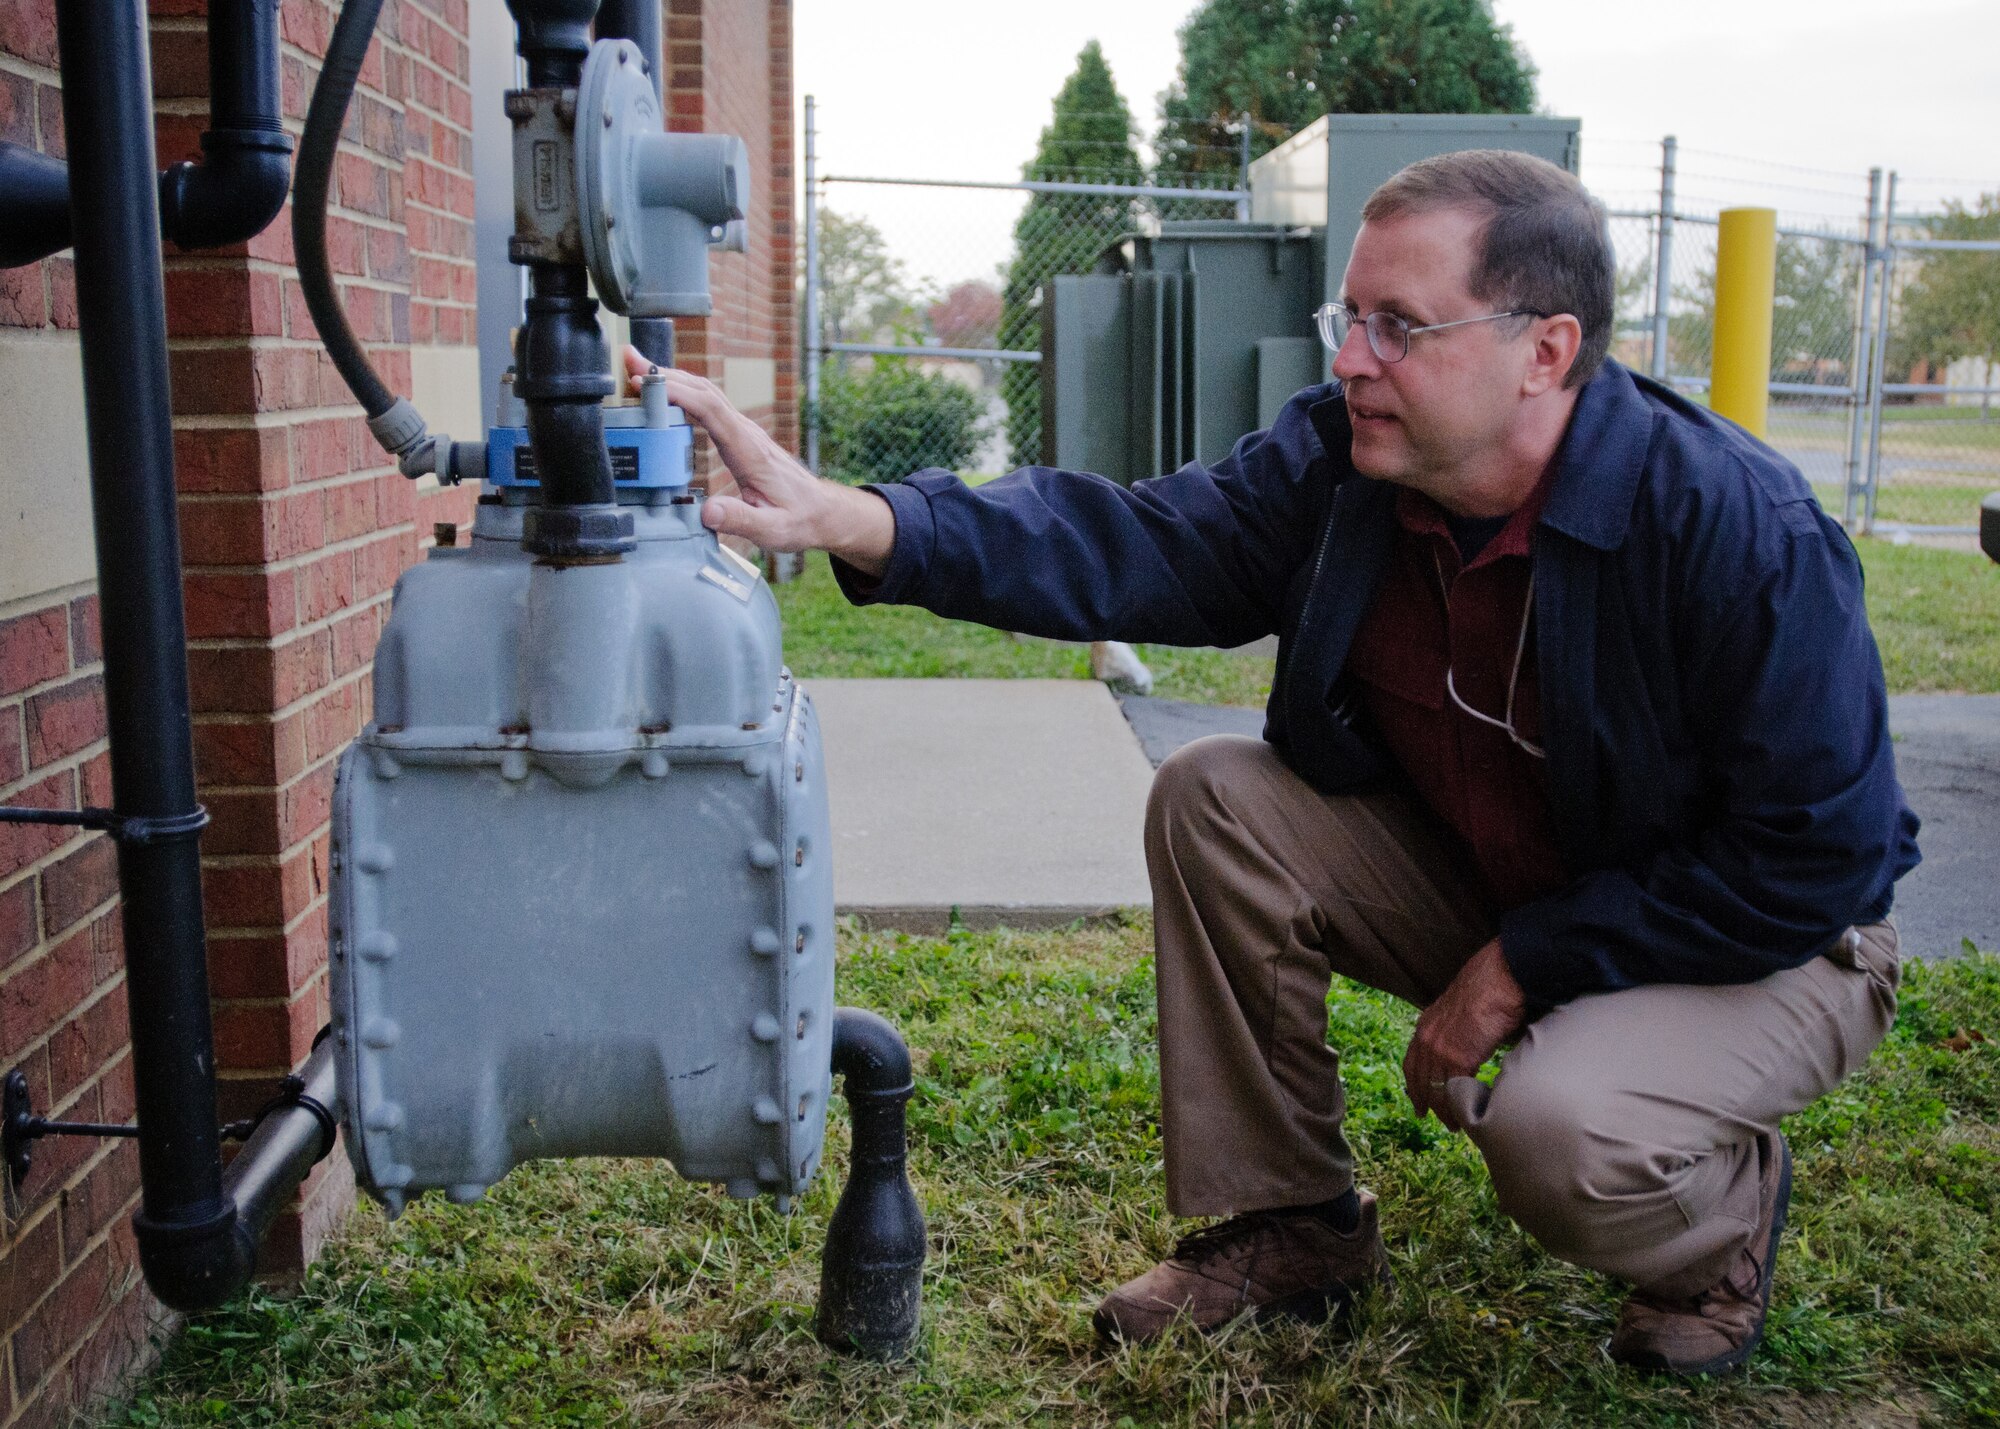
[327,490,835,1217]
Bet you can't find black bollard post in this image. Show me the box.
[816,1007,925,1360]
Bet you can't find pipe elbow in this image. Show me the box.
[159,133,293,252]
[830,1006,913,1095]
[133,1202,256,1314]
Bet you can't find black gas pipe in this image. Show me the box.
[1,0,291,269]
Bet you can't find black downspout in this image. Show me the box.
[53,0,249,1313]
[816,1007,927,1360]
[594,0,675,371]
[157,0,293,251]
[2,0,290,269]
[506,0,633,561]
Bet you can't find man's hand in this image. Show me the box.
[1403,938,1528,1131]
[620,348,896,576]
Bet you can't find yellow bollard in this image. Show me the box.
[1710,207,1777,439]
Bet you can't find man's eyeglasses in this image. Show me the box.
[1314,304,1546,363]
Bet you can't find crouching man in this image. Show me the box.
[632,149,1918,1375]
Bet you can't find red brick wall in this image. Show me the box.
[665,0,797,469]
[0,0,477,1420]
[0,2,790,1422]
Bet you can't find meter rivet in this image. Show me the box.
[750,926,781,956]
[794,841,806,867]
[753,1096,782,1124]
[748,840,779,870]
[795,1013,808,1040]
[751,1013,780,1042]
[794,928,807,953]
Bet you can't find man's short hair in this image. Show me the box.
[1362,149,1615,388]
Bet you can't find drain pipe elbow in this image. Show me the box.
[159,134,292,252]
[158,0,293,252]
[817,1007,926,1360]
[134,1036,342,1314]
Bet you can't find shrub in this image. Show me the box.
[812,359,986,485]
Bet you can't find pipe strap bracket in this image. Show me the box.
[0,804,209,845]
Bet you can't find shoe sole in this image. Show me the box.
[1619,1136,1793,1378]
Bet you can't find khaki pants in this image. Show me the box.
[1147,735,1900,1296]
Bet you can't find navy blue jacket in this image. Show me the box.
[843,360,1921,1006]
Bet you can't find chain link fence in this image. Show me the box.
[802,98,1241,486]
[804,110,2000,536]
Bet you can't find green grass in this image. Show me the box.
[1813,482,1996,529]
[774,552,1276,709]
[109,923,2000,1427]
[1857,539,2000,693]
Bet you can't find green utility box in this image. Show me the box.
[1041,114,1580,486]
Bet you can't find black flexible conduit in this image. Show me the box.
[293,0,395,420]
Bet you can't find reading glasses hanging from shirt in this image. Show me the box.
[1432,549,1547,761]
[1315,305,1546,363]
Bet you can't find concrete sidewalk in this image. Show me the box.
[811,678,1998,959]
[809,679,1154,932]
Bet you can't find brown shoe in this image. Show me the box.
[1092,1192,1390,1344]
[1608,1133,1793,1376]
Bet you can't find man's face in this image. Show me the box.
[1332,207,1539,504]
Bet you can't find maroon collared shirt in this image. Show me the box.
[1345,480,1568,914]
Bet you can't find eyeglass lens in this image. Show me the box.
[1317,307,1408,362]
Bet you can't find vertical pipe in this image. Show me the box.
[1843,168,1883,528]
[1650,136,1676,383]
[803,94,821,473]
[1862,173,1898,534]
[593,0,660,101]
[1236,111,1252,223]
[54,0,247,1308]
[1710,207,1777,439]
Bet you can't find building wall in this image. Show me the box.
[0,2,794,1424]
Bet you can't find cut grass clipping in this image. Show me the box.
[114,922,1999,1427]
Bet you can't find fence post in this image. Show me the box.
[1236,111,1252,222]
[1651,135,1675,383]
[1843,167,1883,528]
[803,93,821,474]
[1711,208,1777,438]
[1862,172,1898,534]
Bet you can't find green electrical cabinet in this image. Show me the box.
[1042,114,1580,486]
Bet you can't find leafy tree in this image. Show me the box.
[816,209,919,345]
[1155,0,1538,185]
[815,360,987,485]
[1891,193,2000,379]
[998,41,1146,467]
[927,280,1003,352]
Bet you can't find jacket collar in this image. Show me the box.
[1537,360,1656,552]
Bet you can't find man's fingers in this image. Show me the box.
[701,493,792,550]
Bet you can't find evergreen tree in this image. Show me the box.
[998,42,1146,468]
[1156,0,1538,185]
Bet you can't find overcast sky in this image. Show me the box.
[793,0,2000,294]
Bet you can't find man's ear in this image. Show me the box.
[1524,314,1582,397]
